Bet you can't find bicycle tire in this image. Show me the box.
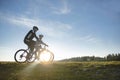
[39,49,54,63]
[14,49,28,63]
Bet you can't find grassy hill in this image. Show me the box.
[0,61,120,80]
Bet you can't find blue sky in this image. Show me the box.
[0,0,120,61]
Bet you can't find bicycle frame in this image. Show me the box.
[14,44,54,63]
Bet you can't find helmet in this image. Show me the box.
[33,26,39,30]
[39,34,43,37]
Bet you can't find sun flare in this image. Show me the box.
[39,51,51,62]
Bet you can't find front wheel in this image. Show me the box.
[39,49,54,63]
[14,49,28,63]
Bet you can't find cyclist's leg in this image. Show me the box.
[28,42,34,58]
[28,40,36,57]
[24,41,30,59]
[24,40,34,59]
[30,40,36,52]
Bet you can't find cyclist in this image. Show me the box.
[24,26,39,54]
[35,34,48,50]
[35,34,48,60]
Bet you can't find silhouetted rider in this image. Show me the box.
[35,34,48,49]
[24,26,39,53]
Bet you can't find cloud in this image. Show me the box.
[0,13,72,37]
[51,0,71,15]
[23,0,71,16]
[9,16,39,27]
[76,35,101,43]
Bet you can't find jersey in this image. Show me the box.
[24,30,38,43]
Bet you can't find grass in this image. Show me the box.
[0,61,120,80]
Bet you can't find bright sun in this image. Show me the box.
[39,51,51,62]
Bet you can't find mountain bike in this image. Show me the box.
[14,45,54,63]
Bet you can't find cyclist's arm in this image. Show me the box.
[34,33,39,41]
[41,40,48,46]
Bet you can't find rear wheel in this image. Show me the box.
[14,49,28,63]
